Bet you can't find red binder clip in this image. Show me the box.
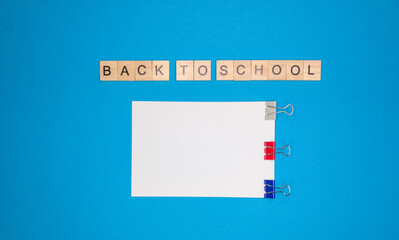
[264,141,290,160]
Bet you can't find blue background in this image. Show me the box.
[1,0,398,239]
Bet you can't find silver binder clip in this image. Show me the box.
[265,145,291,157]
[265,102,294,120]
[265,184,291,196]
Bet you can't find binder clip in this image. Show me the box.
[265,101,294,120]
[264,180,291,199]
[264,141,290,160]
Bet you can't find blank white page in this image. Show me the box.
[132,101,275,198]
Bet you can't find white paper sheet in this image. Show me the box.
[132,101,275,198]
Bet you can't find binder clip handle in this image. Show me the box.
[265,184,291,196]
[267,104,294,116]
[265,145,291,157]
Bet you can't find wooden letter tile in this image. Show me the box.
[233,60,251,81]
[286,60,304,80]
[176,61,194,81]
[216,60,233,80]
[269,60,287,80]
[251,60,269,80]
[194,60,211,81]
[117,61,135,81]
[135,61,152,81]
[152,61,169,81]
[303,60,321,80]
[100,61,117,81]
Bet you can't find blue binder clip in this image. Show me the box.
[264,180,291,199]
